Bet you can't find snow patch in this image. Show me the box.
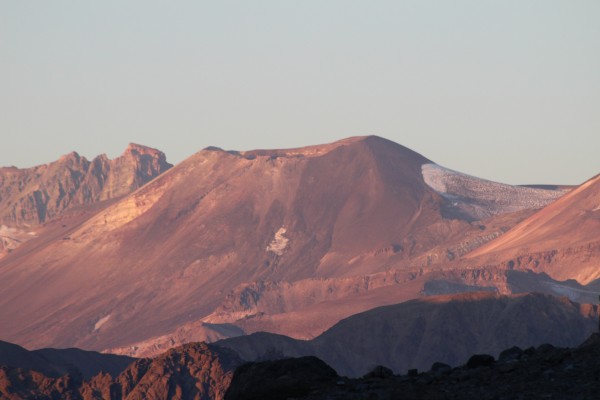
[421,163,567,220]
[94,315,111,331]
[266,227,288,256]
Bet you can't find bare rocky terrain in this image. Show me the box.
[0,342,242,400]
[0,136,507,350]
[0,136,596,355]
[1,135,599,399]
[215,292,598,377]
[225,333,600,400]
[0,294,598,399]
[0,143,171,257]
[466,173,600,284]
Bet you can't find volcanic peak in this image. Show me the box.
[199,136,431,164]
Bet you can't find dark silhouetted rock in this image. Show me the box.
[498,346,523,363]
[0,340,134,379]
[466,354,495,369]
[363,365,394,379]
[537,343,556,353]
[523,346,537,357]
[430,362,451,373]
[225,333,600,399]
[224,356,338,400]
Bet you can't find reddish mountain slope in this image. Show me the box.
[467,174,600,284]
[0,136,571,353]
[0,137,436,350]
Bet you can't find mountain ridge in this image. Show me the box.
[0,135,596,358]
[0,143,172,257]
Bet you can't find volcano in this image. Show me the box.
[0,136,574,353]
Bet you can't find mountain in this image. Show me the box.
[0,143,172,257]
[0,342,241,400]
[1,294,596,399]
[216,292,598,377]
[0,136,571,353]
[0,340,134,379]
[466,173,600,284]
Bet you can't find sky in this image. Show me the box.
[1,1,599,185]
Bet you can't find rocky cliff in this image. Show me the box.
[0,143,171,257]
[0,143,171,228]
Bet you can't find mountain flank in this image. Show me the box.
[0,135,593,357]
[467,173,600,284]
[215,292,597,377]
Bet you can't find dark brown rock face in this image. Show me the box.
[224,357,338,400]
[0,342,242,400]
[0,143,172,228]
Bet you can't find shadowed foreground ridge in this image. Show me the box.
[2,330,600,399]
[0,343,243,400]
[225,333,600,400]
[215,292,598,377]
[0,340,134,379]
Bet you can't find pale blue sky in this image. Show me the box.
[1,1,599,185]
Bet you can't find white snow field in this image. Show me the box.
[422,163,568,221]
[266,226,289,256]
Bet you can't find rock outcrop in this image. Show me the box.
[0,342,242,400]
[0,143,171,228]
[224,356,337,400]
